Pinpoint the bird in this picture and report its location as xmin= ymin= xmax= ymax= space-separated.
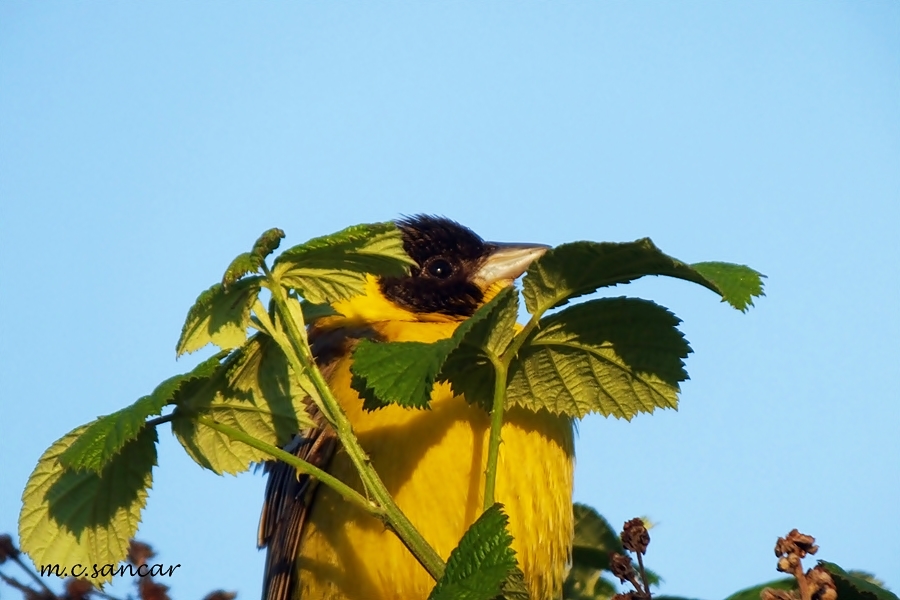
xmin=258 ymin=215 xmax=575 ymax=600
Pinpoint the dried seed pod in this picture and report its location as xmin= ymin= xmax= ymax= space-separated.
xmin=609 ymin=551 xmax=637 ymax=584
xmin=0 ymin=534 xmax=18 ymax=563
xmin=139 ymin=578 xmax=172 ymax=600
xmin=784 ymin=529 xmax=818 ymax=558
xmin=64 ymin=578 xmax=94 ymax=600
xmin=777 ymin=557 xmax=793 ymax=573
xmin=808 ymin=565 xmax=837 ymax=600
xmin=128 ymin=539 xmax=156 ymax=567
xmin=203 ymin=592 xmax=238 ymax=600
xmin=621 ymin=518 xmax=650 ymax=555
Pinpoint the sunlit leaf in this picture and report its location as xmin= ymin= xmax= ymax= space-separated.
xmin=19 ymin=426 xmax=156 ymax=585
xmin=60 ymin=354 xmax=223 ymax=472
xmin=222 ymin=228 xmax=285 ymax=288
xmin=176 ymin=277 xmax=262 ymax=356
xmin=273 ymin=222 xmax=415 ymax=304
xmin=172 ymin=335 xmax=313 ymax=475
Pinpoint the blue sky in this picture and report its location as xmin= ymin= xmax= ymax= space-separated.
xmin=1 ymin=3 xmax=898 ymax=599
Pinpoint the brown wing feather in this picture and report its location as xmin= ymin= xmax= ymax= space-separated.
xmin=258 ymin=326 xmax=376 ymax=600
xmin=258 ymin=406 xmax=336 ymax=600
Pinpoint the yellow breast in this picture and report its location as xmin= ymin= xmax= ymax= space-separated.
xmin=296 ymin=314 xmax=574 ymax=600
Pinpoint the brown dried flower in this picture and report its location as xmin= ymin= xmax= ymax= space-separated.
xmin=775 ymin=529 xmax=818 ymax=559
xmin=808 ymin=566 xmax=837 ymax=600
xmin=621 ymin=518 xmax=650 ymax=555
xmin=0 ymin=534 xmax=19 ymax=563
xmin=139 ymin=578 xmax=171 ymax=600
xmin=128 ymin=539 xmax=156 ymax=567
xmin=609 ymin=551 xmax=637 ymax=584
xmin=203 ymin=592 xmax=238 ymax=600
xmin=64 ymin=578 xmax=94 ymax=599
xmin=611 ymin=593 xmax=642 ymax=600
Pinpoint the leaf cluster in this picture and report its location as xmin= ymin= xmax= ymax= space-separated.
xmin=17 ymin=221 xmax=772 ymax=599
xmin=18 ymin=223 xmax=414 ymax=582
xmin=352 ymin=236 xmax=765 ymax=421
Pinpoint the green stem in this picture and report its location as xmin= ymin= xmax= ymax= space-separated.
xmin=482 ymin=357 xmax=508 ymax=510
xmin=480 ymin=309 xmax=545 ymax=510
xmin=146 ymin=413 xmax=174 ymax=428
xmin=501 ymin=312 xmax=543 ymax=366
xmin=261 ymin=265 xmax=446 ymax=581
xmin=196 ymin=415 xmax=376 ymax=516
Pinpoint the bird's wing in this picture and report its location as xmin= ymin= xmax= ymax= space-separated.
xmin=258 ymin=326 xmax=376 ymax=600
xmin=258 ymin=405 xmax=336 ymax=600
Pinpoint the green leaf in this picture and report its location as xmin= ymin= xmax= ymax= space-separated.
xmin=564 ymin=504 xmax=625 ymax=600
xmin=222 ymin=228 xmax=285 ymax=289
xmin=499 ymin=566 xmax=531 ymax=600
xmin=428 ymin=503 xmax=518 ymax=600
xmin=522 ymin=239 xmax=764 ymax=315
xmin=470 ymin=288 xmax=519 ymax=358
xmin=352 ymin=337 xmax=456 ymax=410
xmin=251 ymin=227 xmax=286 ymax=262
xmin=723 ymin=578 xmax=796 ymax=600
xmin=148 ymin=352 xmax=229 ymax=408
xmin=172 ymin=334 xmax=314 ymax=475
xmin=272 ymin=222 xmax=415 ymax=304
xmin=350 ymin=288 xmax=515 ymax=411
xmin=438 ymin=288 xmax=519 ymax=410
xmin=300 ymin=299 xmax=339 ymax=323
xmin=507 ymin=298 xmax=690 ymax=419
xmin=691 ymin=262 xmax=765 ymax=312
xmin=176 ymin=276 xmax=262 ymax=356
xmin=819 ymin=561 xmax=899 ymax=600
xmin=844 ymin=572 xmax=889 ymax=589
xmin=563 ymin=564 xmax=617 ymax=600
xmin=222 ymin=252 xmax=260 ymax=289
xmin=19 ymin=425 xmax=156 ymax=585
xmin=59 ymin=354 xmax=224 ymax=473
xmin=571 ymin=503 xmax=624 ymax=572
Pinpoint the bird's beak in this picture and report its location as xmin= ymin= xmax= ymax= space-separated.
xmin=473 ymin=242 xmax=550 ymax=288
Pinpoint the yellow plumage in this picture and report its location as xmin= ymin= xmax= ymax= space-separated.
xmin=295 ymin=280 xmax=575 ymax=599
xmin=260 ymin=218 xmax=575 ymax=600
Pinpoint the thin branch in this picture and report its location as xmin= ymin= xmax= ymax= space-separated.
xmin=195 ymin=415 xmax=376 ymax=516
xmin=636 ymin=552 xmax=651 ymax=597
xmin=146 ymin=413 xmax=174 ymax=428
xmin=0 ymin=570 xmax=45 ymax=598
xmin=7 ymin=553 xmax=56 ymax=597
xmin=794 ymin=561 xmax=812 ymax=600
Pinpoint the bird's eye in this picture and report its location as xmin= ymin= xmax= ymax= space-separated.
xmin=426 ymin=258 xmax=453 ymax=279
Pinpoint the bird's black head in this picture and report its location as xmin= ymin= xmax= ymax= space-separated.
xmin=380 ymin=215 xmax=490 ymax=317
xmin=379 ymin=215 xmax=550 ymax=319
